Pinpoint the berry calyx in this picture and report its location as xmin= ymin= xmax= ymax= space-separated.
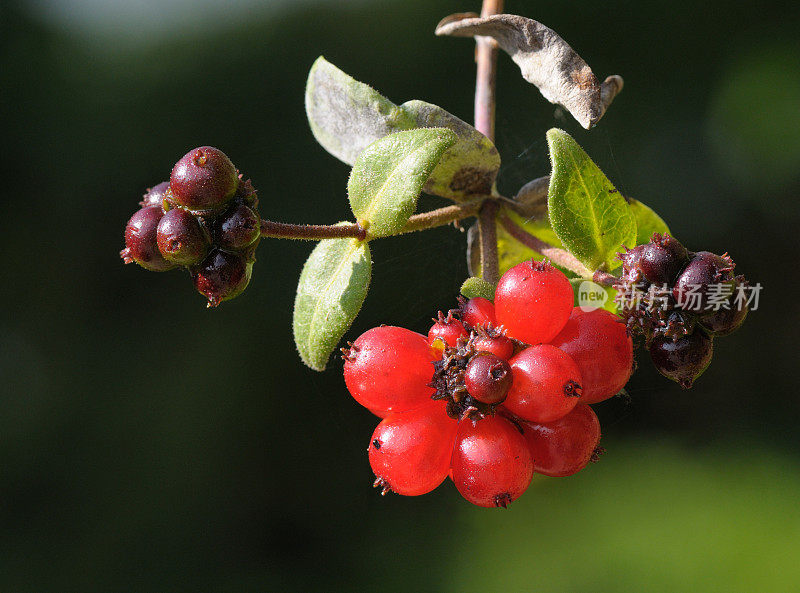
xmin=649 ymin=330 xmax=714 ymax=389
xmin=427 ymin=311 xmax=468 ymax=348
xmin=156 ymin=207 xmax=209 ymax=266
xmin=494 ymin=260 xmax=573 ymax=345
xmin=639 ymin=233 xmax=689 ymax=285
xmin=169 ymin=146 xmax=239 ymax=211
xmin=450 ymin=415 xmax=533 ymax=508
xmin=140 ymin=181 xmax=170 ymax=208
xmin=464 ymin=353 xmax=513 ymax=405
xmin=459 ymin=297 xmax=496 ymax=329
xmin=519 ymin=404 xmax=601 ymax=477
xmin=504 ymin=344 xmax=582 ymax=423
xmin=343 ymin=326 xmax=437 ymax=416
xmin=190 ymin=249 xmax=252 ymax=307
xmin=549 ymin=308 xmax=633 ymax=404
xmin=121 ymin=206 xmax=176 ymax=272
xmin=369 ymin=402 xmax=458 ymax=496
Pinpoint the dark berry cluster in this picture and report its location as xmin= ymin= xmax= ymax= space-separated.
xmin=615 ymin=233 xmax=749 ymax=388
xmin=342 ymin=261 xmax=634 ymax=508
xmin=120 ymin=147 xmax=261 ymax=307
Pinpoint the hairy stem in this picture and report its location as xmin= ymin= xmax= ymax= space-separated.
xmin=479 ymin=201 xmax=500 ymax=284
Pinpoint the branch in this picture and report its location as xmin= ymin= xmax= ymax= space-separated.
xmin=474 ymin=0 xmax=504 ymax=141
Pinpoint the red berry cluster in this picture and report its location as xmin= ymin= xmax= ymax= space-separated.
xmin=615 ymin=233 xmax=748 ymax=388
xmin=342 ymin=261 xmax=634 ymax=508
xmin=120 ymin=147 xmax=261 ymax=307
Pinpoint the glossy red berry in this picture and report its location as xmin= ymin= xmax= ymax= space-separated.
xmin=505 ymin=345 xmax=582 ymax=423
xmin=140 ymin=181 xmax=169 ymax=208
xmin=472 ymin=332 xmax=515 ymax=360
xmin=464 ymin=353 xmax=513 ymax=405
xmin=369 ymin=402 xmax=458 ymax=496
xmin=156 ymin=207 xmax=209 ymax=266
xmin=343 ymin=326 xmax=437 ymax=416
xmin=190 ymin=249 xmax=252 ymax=307
xmin=121 ymin=206 xmax=176 ymax=272
xmin=495 ymin=261 xmax=573 ymax=345
xmin=549 ymin=308 xmax=633 ymax=404
xmin=460 ymin=297 xmax=496 ymax=328
xmin=673 ymin=251 xmax=735 ymax=313
xmin=520 ymin=404 xmax=601 ymax=477
xmin=169 ymin=146 xmax=238 ymax=211
xmin=451 ymin=415 xmax=533 ymax=508
xmin=649 ymin=330 xmax=714 ymax=389
xmin=427 ymin=312 xmax=468 ymax=348
xmin=215 ymin=203 xmax=261 ymax=251
xmin=639 ymin=233 xmax=689 ymax=286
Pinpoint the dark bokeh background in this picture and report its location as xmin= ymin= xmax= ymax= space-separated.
xmin=2 ymin=0 xmax=799 ymax=591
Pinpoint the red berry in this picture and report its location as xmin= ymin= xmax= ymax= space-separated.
xmin=519 ymin=404 xmax=601 ymax=477
xmin=451 ymin=415 xmax=533 ymax=508
xmin=156 ymin=207 xmax=209 ymax=266
xmin=369 ymin=402 xmax=457 ymax=496
xmin=472 ymin=332 xmax=515 ymax=360
xmin=504 ymin=345 xmax=582 ymax=423
xmin=343 ymin=326 xmax=437 ymax=416
xmin=427 ymin=312 xmax=468 ymax=348
xmin=190 ymin=249 xmax=252 ymax=307
xmin=494 ymin=261 xmax=573 ymax=344
xmin=464 ymin=353 xmax=513 ymax=405
xmin=460 ymin=297 xmax=496 ymax=328
xmin=140 ymin=181 xmax=169 ymax=208
xmin=121 ymin=206 xmax=176 ymax=272
xmin=215 ymin=203 xmax=261 ymax=251
xmin=549 ymin=308 xmax=633 ymax=404
xmin=169 ymin=146 xmax=239 ymax=211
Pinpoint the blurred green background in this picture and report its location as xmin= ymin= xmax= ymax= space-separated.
xmin=1 ymin=0 xmax=798 ymax=591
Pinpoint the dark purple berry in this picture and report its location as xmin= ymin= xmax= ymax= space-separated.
xmin=699 ymin=280 xmax=748 ymax=336
xmin=121 ymin=206 xmax=176 ymax=272
xmin=140 ymin=181 xmax=170 ymax=208
xmin=649 ymin=330 xmax=714 ymax=389
xmin=673 ymin=251 xmax=735 ymax=313
xmin=640 ymin=233 xmax=689 ymax=285
xmin=464 ymin=353 xmax=513 ymax=405
xmin=656 ymin=309 xmax=697 ymax=341
xmin=169 ymin=146 xmax=238 ymax=211
xmin=156 ymin=208 xmax=209 ymax=266
xmin=215 ymin=204 xmax=261 ymax=250
xmin=191 ymin=249 xmax=252 ymax=307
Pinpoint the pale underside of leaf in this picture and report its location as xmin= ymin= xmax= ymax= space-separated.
xmin=293 ymin=237 xmax=371 ymax=371
xmin=547 ymin=129 xmax=636 ymax=270
xmin=305 ymin=57 xmax=500 ymax=201
xmin=348 ymin=128 xmax=457 ymax=238
xmin=435 ymin=13 xmax=623 ymax=129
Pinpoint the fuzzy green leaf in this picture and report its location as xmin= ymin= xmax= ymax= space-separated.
xmin=628 ymin=198 xmax=671 ymax=245
xmin=546 ymin=129 xmax=637 ymax=271
xmin=293 ymin=237 xmax=371 ymax=371
xmin=460 ymin=277 xmax=496 ymax=301
xmin=348 ymin=128 xmax=456 ymax=237
xmin=305 ymin=57 xmax=500 ymax=201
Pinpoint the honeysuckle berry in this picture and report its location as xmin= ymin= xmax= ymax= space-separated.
xmin=156 ymin=207 xmax=209 ymax=266
xmin=190 ymin=249 xmax=252 ymax=307
xmin=169 ymin=146 xmax=239 ymax=211
xmin=140 ymin=181 xmax=170 ymax=208
xmin=504 ymin=344 xmax=582 ymax=423
xmin=519 ymin=404 xmax=601 ymax=477
xmin=639 ymin=233 xmax=689 ymax=286
xmin=699 ymin=281 xmax=748 ymax=335
xmin=451 ymin=415 xmax=534 ymax=508
xmin=673 ymin=251 xmax=735 ymax=313
xmin=215 ymin=203 xmax=261 ymax=251
xmin=459 ymin=297 xmax=496 ymax=328
xmin=343 ymin=326 xmax=437 ymax=416
xmin=427 ymin=311 xmax=468 ymax=348
xmin=368 ymin=401 xmax=457 ymax=496
xmin=472 ymin=328 xmax=515 ymax=360
xmin=464 ymin=353 xmax=513 ymax=405
xmin=549 ymin=308 xmax=633 ymax=404
xmin=649 ymin=330 xmax=714 ymax=389
xmin=495 ymin=260 xmax=573 ymax=345
xmin=121 ymin=206 xmax=176 ymax=272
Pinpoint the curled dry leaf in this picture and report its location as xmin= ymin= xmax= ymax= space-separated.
xmin=435 ymin=13 xmax=623 ymax=129
xmin=511 ymin=175 xmax=549 ymax=219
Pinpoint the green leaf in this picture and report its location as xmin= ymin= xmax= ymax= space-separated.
xmin=460 ymin=277 xmax=496 ymax=301
xmin=293 ymin=237 xmax=371 ymax=371
xmin=495 ymin=209 xmax=574 ymax=277
xmin=569 ymin=278 xmax=619 ymax=314
xmin=628 ymin=198 xmax=671 ymax=245
xmin=348 ymin=128 xmax=457 ymax=238
xmin=546 ymin=129 xmax=637 ymax=271
xmin=305 ymin=57 xmax=500 ymax=202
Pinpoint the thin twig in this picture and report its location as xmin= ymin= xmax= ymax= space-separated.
xmin=479 ymin=201 xmax=500 ymax=284
xmin=397 ymin=200 xmax=482 ymax=234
